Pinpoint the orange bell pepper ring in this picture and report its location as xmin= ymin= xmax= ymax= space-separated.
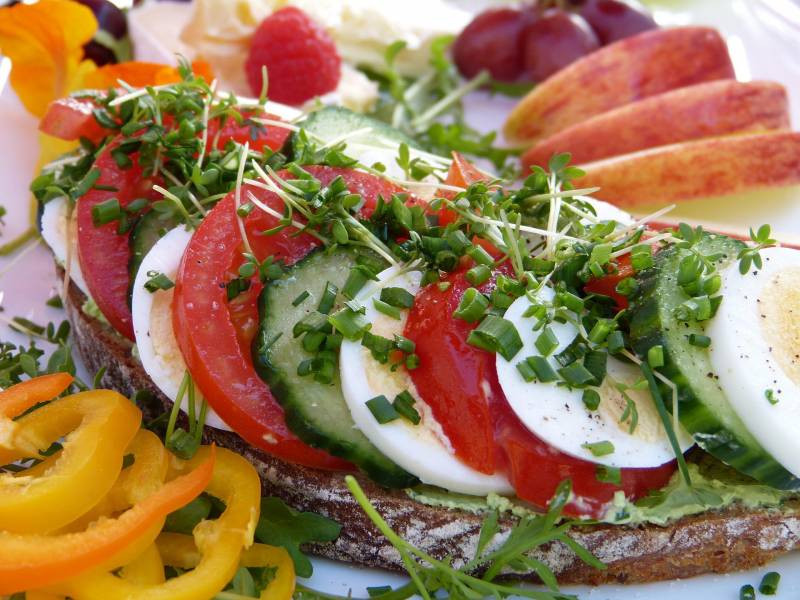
xmin=0 ymin=372 xmax=73 ymax=418
xmin=53 ymin=447 xmax=262 ymax=600
xmin=0 ymin=445 xmax=215 ymax=595
xmin=157 ymin=532 xmax=296 ymax=599
xmin=0 ymin=389 xmax=141 ymax=533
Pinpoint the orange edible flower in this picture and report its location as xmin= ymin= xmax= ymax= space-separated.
xmin=0 ymin=0 xmax=97 ymax=116
xmin=83 ymin=60 xmax=215 ymax=89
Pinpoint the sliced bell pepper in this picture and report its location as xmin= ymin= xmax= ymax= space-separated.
xmin=0 ymin=372 xmax=73 ymax=418
xmin=119 ymin=543 xmax=166 ymax=586
xmin=0 ymin=389 xmax=141 ymax=533
xmin=53 ymin=447 xmax=262 ymax=600
xmin=157 ymin=532 xmax=296 ymax=599
xmin=0 ymin=445 xmax=214 ymax=595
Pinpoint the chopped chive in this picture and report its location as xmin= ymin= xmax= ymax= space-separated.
xmin=342 ymin=268 xmax=369 ymax=299
xmin=393 ymin=334 xmax=415 ymax=354
xmin=466 ymin=245 xmax=494 ymax=266
xmin=582 ymin=389 xmax=601 ymax=411
xmin=581 ymin=440 xmax=614 ymax=457
xmin=739 ymin=584 xmax=755 ymax=600
xmin=454 ymin=288 xmax=489 ymax=323
xmin=558 ymin=362 xmax=595 ymax=387
xmin=607 ymin=330 xmax=625 ymax=354
xmin=373 ymin=298 xmax=401 ymax=320
xmin=225 ymin=277 xmax=251 ymax=301
xmin=446 ymin=230 xmax=471 ymax=253
xmin=759 ymin=572 xmax=780 ymax=595
xmin=516 ymin=359 xmax=537 ymax=382
xmin=526 ymin=356 xmax=558 ymax=383
xmin=362 ymin=331 xmax=394 ymax=363
xmin=393 ymin=390 xmax=420 ymax=425
xmin=587 ymin=318 xmax=614 ymax=344
xmin=687 ymin=333 xmax=711 ymax=348
xmin=328 ymin=307 xmax=369 ymax=340
xmin=466 ymin=264 xmax=491 ymax=286
xmin=318 ymin=281 xmax=338 ymax=315
xmin=91 ymin=197 xmax=122 ymax=226
xmin=490 ymin=290 xmax=515 ymax=310
xmin=528 ymin=257 xmax=555 ymax=276
xmin=292 ymin=311 xmax=329 ymax=337
xmin=301 ymin=331 xmax=326 ymax=353
xmin=466 ymin=315 xmax=523 ymax=361
xmin=405 ymin=353 xmax=420 ymax=370
xmin=125 ymin=197 xmax=148 ymax=213
xmin=614 ymin=277 xmax=637 ymax=297
xmin=324 ymin=333 xmax=342 ymax=350
xmin=380 ymin=287 xmax=415 ymax=309
xmin=535 ymin=326 xmax=559 ymax=356
xmin=366 ymin=395 xmax=400 ymax=424
xmin=595 ymin=465 xmax=621 ymax=485
xmin=291 ymin=290 xmax=310 ymax=306
xmin=556 ymin=291 xmax=584 ymax=313
xmin=765 ymin=389 xmax=779 ymax=405
xmin=144 ymin=271 xmax=175 ymax=293
xmin=437 ymin=281 xmax=451 ymax=292
xmin=236 ymin=202 xmax=255 ymax=217
xmin=647 ymin=345 xmax=664 ymax=368
xmin=367 ymin=586 xmax=394 ymax=597
xmin=583 ymin=350 xmax=607 ymax=384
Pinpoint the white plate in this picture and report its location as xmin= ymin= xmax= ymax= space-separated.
xmin=2 ymin=2 xmax=800 ymax=596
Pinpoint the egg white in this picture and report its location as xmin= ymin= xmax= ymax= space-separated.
xmin=496 ymin=287 xmax=693 ymax=468
xmin=707 ymin=246 xmax=800 ymax=477
xmin=339 ymin=266 xmax=513 ymax=495
xmin=40 ymin=196 xmax=90 ymax=297
xmin=131 ymin=226 xmax=231 ymax=431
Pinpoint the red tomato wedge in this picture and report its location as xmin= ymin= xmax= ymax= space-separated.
xmin=435 ymin=152 xmax=489 ymax=226
xmin=406 ymin=266 xmax=676 ymax=518
xmin=75 ymin=119 xmax=289 ymax=341
xmin=39 ymin=97 xmax=108 ymax=144
xmin=173 ymin=166 xmax=406 ymax=468
xmin=76 ymin=142 xmax=163 ymax=340
xmin=583 ymin=254 xmax=634 ymax=311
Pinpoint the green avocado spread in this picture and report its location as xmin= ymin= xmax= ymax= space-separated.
xmin=406 ymin=454 xmax=799 ymax=525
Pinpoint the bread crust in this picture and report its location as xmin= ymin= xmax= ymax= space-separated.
xmin=63 ymin=272 xmax=800 ymax=584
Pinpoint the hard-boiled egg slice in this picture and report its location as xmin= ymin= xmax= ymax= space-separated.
xmin=496 ymin=287 xmax=693 ymax=468
xmin=707 ymin=247 xmax=800 ymax=477
xmin=339 ymin=266 xmax=513 ymax=495
xmin=131 ymin=226 xmax=230 ymax=431
xmin=40 ymin=196 xmax=90 ymax=296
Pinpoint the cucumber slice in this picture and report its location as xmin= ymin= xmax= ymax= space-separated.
xmin=629 ymin=233 xmax=800 ymax=489
xmin=290 ymin=106 xmax=421 ymax=156
xmin=253 ymin=247 xmax=419 ymax=488
xmin=128 ymin=211 xmax=180 ymax=292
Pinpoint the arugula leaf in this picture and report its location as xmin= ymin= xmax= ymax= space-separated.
xmin=254 ymin=496 xmax=342 ymax=578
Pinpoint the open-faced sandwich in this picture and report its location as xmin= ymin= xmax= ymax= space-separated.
xmin=28 ymin=63 xmax=800 ymax=590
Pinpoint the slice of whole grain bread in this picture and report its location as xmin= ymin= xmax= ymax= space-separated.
xmin=63 ymin=273 xmax=800 ymax=585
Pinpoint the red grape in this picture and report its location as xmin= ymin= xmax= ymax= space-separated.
xmin=521 ymin=9 xmax=599 ymax=82
xmin=453 ymin=8 xmax=531 ymax=82
xmin=577 ymin=0 xmax=658 ymax=45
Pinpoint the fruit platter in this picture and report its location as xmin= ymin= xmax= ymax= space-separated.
xmin=1 ymin=0 xmax=800 ymax=598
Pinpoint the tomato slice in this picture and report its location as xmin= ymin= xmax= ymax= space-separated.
xmin=583 ymin=254 xmax=634 ymax=311
xmin=407 ymin=266 xmax=676 ymax=517
xmin=404 ymin=262 xmax=503 ymax=475
xmin=76 ymin=118 xmax=289 ymax=341
xmin=76 ymin=142 xmax=163 ymax=339
xmin=173 ymin=166 xmax=406 ymax=468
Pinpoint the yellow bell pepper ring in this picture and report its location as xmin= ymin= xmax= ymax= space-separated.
xmin=52 ymin=447 xmax=262 ymax=600
xmin=157 ymin=532 xmax=296 ymax=599
xmin=0 ymin=445 xmax=215 ymax=595
xmin=120 ymin=543 xmax=167 ymax=586
xmin=0 ymin=389 xmax=141 ymax=533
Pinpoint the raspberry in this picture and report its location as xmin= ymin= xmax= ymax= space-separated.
xmin=245 ymin=7 xmax=341 ymax=105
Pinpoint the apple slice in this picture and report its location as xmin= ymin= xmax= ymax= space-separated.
xmin=522 ymin=80 xmax=790 ymax=169
xmin=504 ymin=27 xmax=735 ymax=146
xmin=574 ymin=131 xmax=800 ymax=207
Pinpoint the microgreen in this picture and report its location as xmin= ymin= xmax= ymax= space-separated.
xmin=738 ymin=224 xmax=776 ymax=274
